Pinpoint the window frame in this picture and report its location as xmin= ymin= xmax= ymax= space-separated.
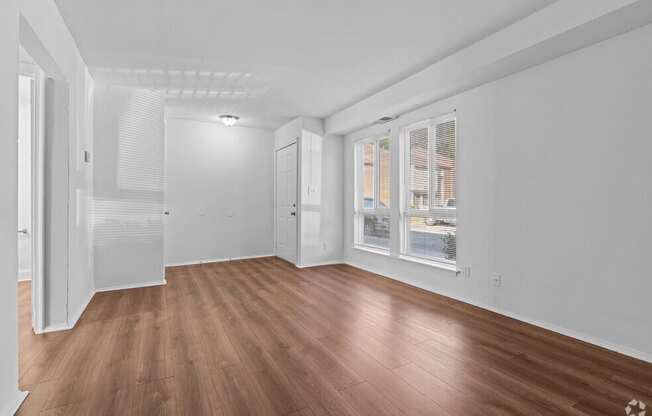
xmin=400 ymin=113 xmax=457 ymax=265
xmin=354 ymin=134 xmax=391 ymax=251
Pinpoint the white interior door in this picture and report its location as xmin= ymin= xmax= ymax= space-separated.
xmin=276 ymin=143 xmax=297 ymax=264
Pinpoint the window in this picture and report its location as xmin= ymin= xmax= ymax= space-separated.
xmin=401 ymin=114 xmax=457 ymax=264
xmin=355 ymin=136 xmax=391 ymax=251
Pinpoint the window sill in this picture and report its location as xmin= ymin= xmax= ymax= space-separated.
xmin=353 ymin=245 xmax=390 ymax=256
xmin=398 ymin=255 xmax=457 ymax=273
xmin=352 ymin=246 xmax=456 ymax=273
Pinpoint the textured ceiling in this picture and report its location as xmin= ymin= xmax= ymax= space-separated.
xmin=55 ymin=0 xmax=555 ymax=129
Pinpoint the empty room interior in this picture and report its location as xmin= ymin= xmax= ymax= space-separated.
xmin=2 ymin=0 xmax=652 ymax=415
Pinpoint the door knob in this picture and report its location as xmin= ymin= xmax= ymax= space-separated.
xmin=290 ymin=212 xmax=296 ymax=216
xmin=18 ymin=229 xmax=28 ymax=235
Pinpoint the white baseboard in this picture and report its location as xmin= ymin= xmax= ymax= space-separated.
xmin=36 ymin=280 xmax=165 ymax=334
xmin=95 ymin=279 xmax=167 ymax=293
xmin=345 ymin=261 xmax=652 ymax=364
xmin=296 ymin=260 xmax=343 ymax=269
xmin=232 ymin=253 xmax=274 ymax=261
xmin=165 ymin=254 xmax=274 ymax=268
xmin=487 ymin=304 xmax=652 ymax=364
xmin=0 ymin=389 xmax=28 ymax=416
xmin=39 ymin=322 xmax=72 ymax=334
xmin=67 ymin=289 xmax=95 ymax=329
xmin=17 ymin=269 xmax=31 ymax=282
xmin=165 ymin=258 xmax=228 ymax=267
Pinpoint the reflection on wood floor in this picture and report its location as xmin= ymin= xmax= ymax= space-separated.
xmin=16 ymin=257 xmax=652 ymax=415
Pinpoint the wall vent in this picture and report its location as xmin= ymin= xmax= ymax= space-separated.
xmin=374 ymin=115 xmax=399 ymax=125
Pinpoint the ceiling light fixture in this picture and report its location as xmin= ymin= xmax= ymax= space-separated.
xmin=219 ymin=114 xmax=239 ymax=127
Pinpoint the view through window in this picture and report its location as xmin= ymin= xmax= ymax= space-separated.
xmin=355 ymin=136 xmax=390 ymax=250
xmin=403 ymin=115 xmax=457 ymax=263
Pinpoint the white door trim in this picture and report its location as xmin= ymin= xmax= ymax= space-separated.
xmin=19 ymin=64 xmax=45 ymax=334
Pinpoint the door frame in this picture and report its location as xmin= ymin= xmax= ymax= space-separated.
xmin=19 ymin=63 xmax=45 ymax=334
xmin=273 ymin=140 xmax=300 ymax=265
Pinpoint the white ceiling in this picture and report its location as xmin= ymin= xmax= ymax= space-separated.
xmin=55 ymin=0 xmax=555 ymax=129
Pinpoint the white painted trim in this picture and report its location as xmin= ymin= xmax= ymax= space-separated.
xmin=345 ymin=261 xmax=652 ymax=364
xmin=296 ymin=260 xmax=343 ymax=269
xmin=164 ymin=254 xmax=274 ymax=268
xmin=35 ymin=278 xmax=168 ymax=334
xmin=232 ymin=253 xmax=274 ymax=261
xmin=95 ymin=279 xmax=167 ymax=293
xmin=18 ymin=66 xmax=46 ymax=334
xmin=165 ymin=258 xmax=228 ymax=267
xmin=397 ymin=254 xmax=457 ymax=273
xmin=353 ymin=245 xmax=390 ymax=256
xmin=0 ymin=390 xmax=28 ymax=416
xmin=17 ymin=269 xmax=32 ymax=281
xmin=39 ymin=322 xmax=71 ymax=334
xmin=67 ymin=289 xmax=94 ymax=329
xmin=487 ymin=305 xmax=652 ymax=365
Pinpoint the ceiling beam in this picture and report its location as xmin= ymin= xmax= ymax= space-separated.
xmin=325 ymin=0 xmax=652 ymax=135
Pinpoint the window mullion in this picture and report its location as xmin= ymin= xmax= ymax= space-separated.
xmin=374 ymin=140 xmax=379 ymax=210
xmin=428 ymin=123 xmax=434 ymax=211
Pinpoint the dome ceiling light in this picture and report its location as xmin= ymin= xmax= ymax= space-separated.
xmin=219 ymin=114 xmax=239 ymax=127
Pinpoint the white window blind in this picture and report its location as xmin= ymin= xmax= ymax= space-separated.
xmin=355 ymin=136 xmax=391 ymax=250
xmin=402 ymin=114 xmax=457 ymax=263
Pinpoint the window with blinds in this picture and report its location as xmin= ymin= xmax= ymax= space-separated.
xmin=355 ymin=135 xmax=391 ymax=251
xmin=402 ymin=114 xmax=457 ymax=263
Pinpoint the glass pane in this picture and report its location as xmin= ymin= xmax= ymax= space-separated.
xmin=362 ymin=215 xmax=390 ymax=249
xmin=378 ymin=138 xmax=390 ymax=208
xmin=407 ymin=216 xmax=456 ymax=261
xmin=432 ymin=120 xmax=456 ymax=208
xmin=408 ymin=127 xmax=429 ymax=209
xmin=361 ymin=142 xmax=375 ymax=209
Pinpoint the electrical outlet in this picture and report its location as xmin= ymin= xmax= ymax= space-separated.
xmin=491 ymin=273 xmax=502 ymax=287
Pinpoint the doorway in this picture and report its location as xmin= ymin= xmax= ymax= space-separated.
xmin=275 ymin=142 xmax=298 ymax=264
xmin=17 ymin=48 xmax=45 ymax=340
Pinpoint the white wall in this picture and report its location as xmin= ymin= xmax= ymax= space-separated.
xmin=0 ymin=0 xmax=25 ymax=412
xmin=0 ymin=0 xmax=94 ymax=410
xmin=19 ymin=0 xmax=95 ymax=329
xmin=165 ymin=119 xmax=275 ymax=266
xmin=344 ymin=24 xmax=652 ymax=361
xmin=298 ymin=130 xmax=344 ymax=267
xmin=93 ymin=87 xmax=166 ymax=290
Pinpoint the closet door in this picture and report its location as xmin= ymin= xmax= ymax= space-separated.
xmin=275 ymin=143 xmax=297 ymax=264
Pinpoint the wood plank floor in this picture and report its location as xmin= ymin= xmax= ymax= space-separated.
xmin=16 ymin=257 xmax=652 ymax=415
